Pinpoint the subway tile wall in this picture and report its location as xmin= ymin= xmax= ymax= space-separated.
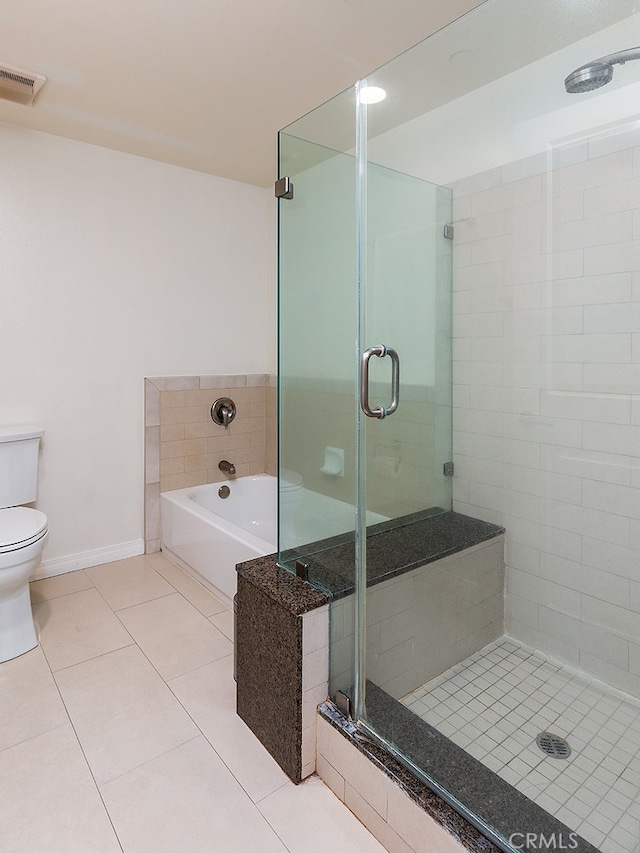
xmin=280 ymin=377 xmax=448 ymax=520
xmin=144 ymin=374 xmax=276 ymax=552
xmin=301 ymin=604 xmax=330 ymax=779
xmin=330 ymin=539 xmax=504 ymax=701
xmin=451 ymin=123 xmax=640 ymax=699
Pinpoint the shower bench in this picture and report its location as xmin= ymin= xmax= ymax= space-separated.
xmin=235 ymin=510 xmax=599 ymax=852
xmin=235 ymin=509 xmax=504 ymax=781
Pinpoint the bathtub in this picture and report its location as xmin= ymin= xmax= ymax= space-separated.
xmin=160 ymin=475 xmax=276 ymax=606
xmin=160 ymin=473 xmax=388 ymax=606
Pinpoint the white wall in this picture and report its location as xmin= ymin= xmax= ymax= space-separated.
xmin=1 ymin=123 xmax=272 ymax=570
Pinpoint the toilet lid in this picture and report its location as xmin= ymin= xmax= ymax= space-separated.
xmin=0 ymin=507 xmax=48 ymax=552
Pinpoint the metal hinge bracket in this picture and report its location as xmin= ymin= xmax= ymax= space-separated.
xmin=443 ymin=224 xmax=454 ymax=239
xmin=275 ymin=176 xmax=294 ymax=200
xmin=335 ymin=690 xmax=352 ymax=719
xmin=443 ymin=461 xmax=454 ymax=477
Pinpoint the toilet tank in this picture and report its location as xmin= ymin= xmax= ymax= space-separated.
xmin=0 ymin=426 xmax=45 ymax=508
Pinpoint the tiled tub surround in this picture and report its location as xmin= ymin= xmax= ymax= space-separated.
xmin=403 ymin=637 xmax=640 ymax=853
xmin=450 ymin=123 xmax=640 ymax=700
xmin=144 ymin=374 xmax=276 ymax=552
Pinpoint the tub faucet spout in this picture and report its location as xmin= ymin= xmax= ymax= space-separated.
xmin=219 ymin=459 xmax=236 ymax=476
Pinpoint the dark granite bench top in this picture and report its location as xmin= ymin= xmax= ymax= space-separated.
xmin=237 ymin=509 xmax=504 ymax=612
xmin=236 ymin=553 xmax=329 ymax=616
xmin=279 ymin=509 xmax=504 ymax=600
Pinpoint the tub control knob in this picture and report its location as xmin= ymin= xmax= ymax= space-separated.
xmin=218 ymin=485 xmax=231 ymax=499
xmin=211 ymin=397 xmax=236 ymax=427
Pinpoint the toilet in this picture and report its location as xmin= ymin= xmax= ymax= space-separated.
xmin=0 ymin=426 xmax=48 ymax=663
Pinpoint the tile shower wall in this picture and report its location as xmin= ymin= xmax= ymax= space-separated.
xmin=279 ymin=147 xmax=452 ymax=527
xmin=451 ymin=124 xmax=640 ymax=699
xmin=144 ymin=374 xmax=276 ymax=552
xmin=281 ymin=378 xmax=447 ymax=520
xmin=330 ymin=539 xmax=504 ymax=701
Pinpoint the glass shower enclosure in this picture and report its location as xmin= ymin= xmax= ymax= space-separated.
xmin=278 ymin=1 xmax=640 ymax=850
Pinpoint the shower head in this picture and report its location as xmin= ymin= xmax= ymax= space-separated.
xmin=565 ymin=61 xmax=613 ymax=93
xmin=565 ymin=47 xmax=640 ymax=94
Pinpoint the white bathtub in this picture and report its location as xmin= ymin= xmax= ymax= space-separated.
xmin=160 ymin=475 xmax=276 ymax=606
xmin=160 ymin=473 xmax=388 ymax=606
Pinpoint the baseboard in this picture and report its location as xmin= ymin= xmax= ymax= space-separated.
xmin=33 ymin=539 xmax=145 ymax=580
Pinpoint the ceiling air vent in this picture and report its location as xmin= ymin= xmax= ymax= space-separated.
xmin=0 ymin=62 xmax=46 ymax=106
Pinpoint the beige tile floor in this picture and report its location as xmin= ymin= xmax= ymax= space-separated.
xmin=1 ymin=552 xmax=385 ymax=853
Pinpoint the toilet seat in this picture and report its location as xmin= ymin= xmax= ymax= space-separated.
xmin=0 ymin=507 xmax=48 ymax=553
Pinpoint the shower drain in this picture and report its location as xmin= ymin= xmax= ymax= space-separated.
xmin=536 ymin=732 xmax=571 ymax=759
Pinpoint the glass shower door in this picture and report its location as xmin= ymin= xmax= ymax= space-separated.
xmin=352 ymin=78 xmax=505 ymax=841
xmin=355 ymin=137 xmax=455 ymax=724
xmin=361 ymin=161 xmax=453 ymax=524
xmin=277 ymin=113 xmax=359 ymax=580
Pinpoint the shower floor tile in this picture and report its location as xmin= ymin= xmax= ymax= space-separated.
xmin=401 ymin=637 xmax=640 ymax=853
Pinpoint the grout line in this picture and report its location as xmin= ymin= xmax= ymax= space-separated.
xmin=9 ymin=554 xmax=376 ymax=852
xmin=402 ymin=634 xmax=640 ymax=850
xmin=45 ymin=648 xmax=126 ymax=852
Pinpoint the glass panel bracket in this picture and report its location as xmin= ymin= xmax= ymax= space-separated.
xmin=274 ymin=176 xmax=294 ymax=199
xmin=335 ymin=690 xmax=352 ymax=719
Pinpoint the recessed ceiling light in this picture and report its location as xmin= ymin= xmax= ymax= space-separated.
xmin=359 ymin=86 xmax=387 ymax=105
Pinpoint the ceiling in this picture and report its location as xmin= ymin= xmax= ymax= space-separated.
xmin=0 ymin=0 xmax=484 ymax=187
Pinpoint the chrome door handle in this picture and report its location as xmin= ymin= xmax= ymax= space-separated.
xmin=360 ymin=344 xmax=400 ymax=419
